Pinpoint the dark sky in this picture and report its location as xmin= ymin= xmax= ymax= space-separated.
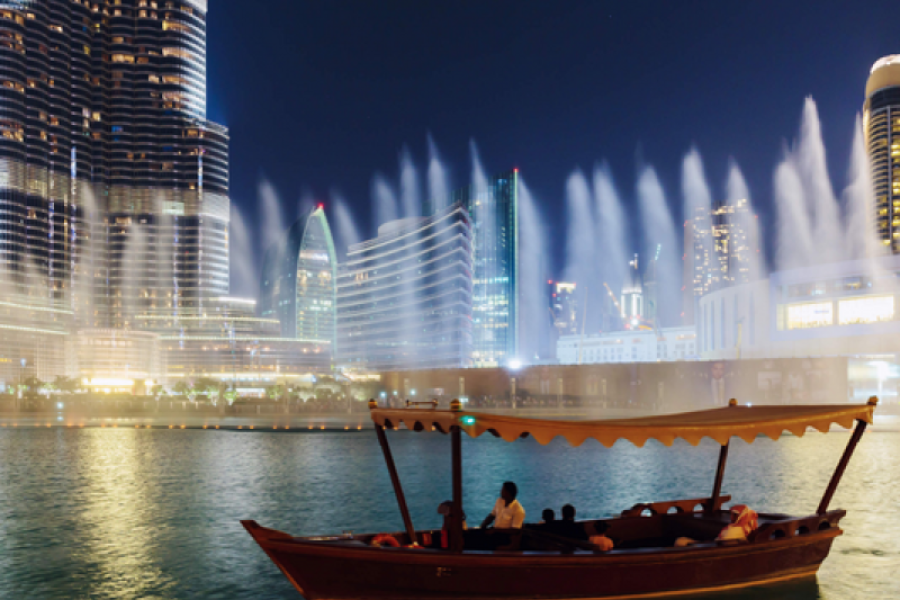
xmin=208 ymin=0 xmax=898 ymax=296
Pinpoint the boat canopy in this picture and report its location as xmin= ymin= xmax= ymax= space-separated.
xmin=370 ymin=403 xmax=875 ymax=447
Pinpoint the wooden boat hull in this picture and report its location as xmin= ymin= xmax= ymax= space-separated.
xmin=242 ymin=520 xmax=840 ymax=600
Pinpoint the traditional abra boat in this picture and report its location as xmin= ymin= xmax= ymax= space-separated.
xmin=243 ymin=397 xmax=876 ymax=599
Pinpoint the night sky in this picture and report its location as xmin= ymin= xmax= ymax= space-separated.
xmin=207 ymin=0 xmax=900 ymax=297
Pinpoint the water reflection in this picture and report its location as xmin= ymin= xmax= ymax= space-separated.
xmin=0 ymin=428 xmax=894 ymax=599
xmin=74 ymin=430 xmax=173 ymax=597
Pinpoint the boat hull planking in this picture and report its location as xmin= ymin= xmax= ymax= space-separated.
xmin=242 ymin=520 xmax=840 ymax=600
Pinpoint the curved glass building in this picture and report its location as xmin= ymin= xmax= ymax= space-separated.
xmin=259 ymin=206 xmax=337 ymax=350
xmin=865 ymin=55 xmax=900 ymax=252
xmin=336 ymin=202 xmax=473 ymax=371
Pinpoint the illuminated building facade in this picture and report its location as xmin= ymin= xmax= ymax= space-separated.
xmin=697 ymin=254 xmax=900 ymax=360
xmin=449 ymin=170 xmax=518 ymax=366
xmin=76 ymin=329 xmax=163 ymax=390
xmin=136 ymin=296 xmax=329 ymax=383
xmin=258 ymin=206 xmax=337 ymax=350
xmin=550 ymin=281 xmax=578 ymax=336
xmin=0 ymin=0 xmax=229 ymax=331
xmin=864 ymin=55 xmax=900 ymax=252
xmin=557 ymin=326 xmax=697 ymax=365
xmin=336 ymin=203 xmax=473 ymax=371
xmin=0 ymin=296 xmax=70 ymax=386
xmin=683 ymin=199 xmax=758 ymax=324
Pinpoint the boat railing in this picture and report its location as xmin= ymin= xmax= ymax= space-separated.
xmin=405 ymin=400 xmax=439 ymax=408
xmin=619 ymin=495 xmax=731 ymax=517
xmin=749 ymin=509 xmax=846 ymax=543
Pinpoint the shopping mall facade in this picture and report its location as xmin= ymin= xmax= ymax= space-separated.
xmin=698 ymin=254 xmax=900 ymax=402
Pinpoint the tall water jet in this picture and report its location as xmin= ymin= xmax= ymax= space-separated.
xmin=229 ymin=204 xmax=256 ymax=298
xmin=564 ymin=169 xmax=597 ymax=333
xmin=593 ymin=163 xmax=629 ymax=329
xmin=725 ymin=160 xmax=765 ymax=280
xmin=258 ymin=177 xmax=285 ymax=258
xmin=371 ymin=174 xmax=399 ymax=232
xmin=399 ymin=147 xmax=421 ymax=219
xmin=469 ymin=140 xmax=489 ymax=198
xmin=295 ymin=191 xmax=315 ymax=223
xmin=427 ymin=135 xmax=451 ymax=214
xmin=796 ymin=97 xmax=844 ymax=265
xmin=773 ymin=157 xmax=815 ymax=270
xmin=844 ymin=115 xmax=881 ymax=263
xmin=517 ymin=177 xmax=547 ymax=361
xmin=330 ymin=193 xmax=361 ymax=260
xmin=121 ymin=221 xmax=147 ymax=329
xmin=637 ymin=166 xmax=679 ymax=326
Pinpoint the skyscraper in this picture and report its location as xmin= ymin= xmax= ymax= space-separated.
xmin=621 ymin=254 xmax=643 ymax=325
xmin=450 ymin=169 xmax=519 ymax=367
xmin=682 ymin=199 xmax=757 ymax=324
xmin=0 ymin=0 xmax=229 ymax=329
xmin=864 ymin=55 xmax=900 ymax=252
xmin=259 ymin=206 xmax=337 ymax=347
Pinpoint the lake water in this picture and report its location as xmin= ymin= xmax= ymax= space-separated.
xmin=0 ymin=426 xmax=896 ymax=599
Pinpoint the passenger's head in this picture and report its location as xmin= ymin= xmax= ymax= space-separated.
xmin=501 ymin=481 xmax=518 ymax=502
xmin=592 ymin=520 xmax=609 ymax=536
xmin=542 ymin=508 xmax=555 ymax=523
xmin=562 ymin=504 xmax=576 ymax=521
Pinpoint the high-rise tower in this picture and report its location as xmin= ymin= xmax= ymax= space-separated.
xmin=864 ymin=55 xmax=900 ymax=252
xmin=0 ymin=0 xmax=229 ymax=329
xmin=451 ymin=169 xmax=519 ymax=367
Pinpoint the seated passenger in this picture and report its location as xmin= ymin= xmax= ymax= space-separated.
xmin=546 ymin=504 xmax=589 ymax=541
xmin=716 ymin=504 xmax=758 ymax=542
xmin=674 ymin=504 xmax=759 ymax=547
xmin=539 ymin=508 xmax=555 ymax=525
xmin=481 ymin=481 xmax=525 ymax=529
xmin=589 ymin=520 xmax=614 ymax=551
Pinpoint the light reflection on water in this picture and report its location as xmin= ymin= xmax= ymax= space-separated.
xmin=0 ymin=429 xmax=896 ymax=599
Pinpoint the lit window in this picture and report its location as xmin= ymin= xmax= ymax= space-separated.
xmin=838 ymin=296 xmax=894 ymax=325
xmin=786 ymin=302 xmax=833 ymax=330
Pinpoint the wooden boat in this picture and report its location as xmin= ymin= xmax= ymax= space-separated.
xmin=243 ymin=397 xmax=876 ymax=599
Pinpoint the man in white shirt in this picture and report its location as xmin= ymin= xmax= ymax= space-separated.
xmin=481 ymin=481 xmax=525 ymax=529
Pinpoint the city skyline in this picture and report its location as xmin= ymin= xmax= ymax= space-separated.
xmin=2 ymin=1 xmax=900 ymax=381
xmin=208 ymin=0 xmax=900 ymax=297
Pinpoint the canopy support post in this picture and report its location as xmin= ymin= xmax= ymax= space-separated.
xmin=707 ymin=440 xmax=730 ymax=514
xmin=450 ymin=399 xmax=464 ymax=552
xmin=374 ymin=423 xmax=417 ymax=546
xmin=817 ymin=397 xmax=876 ymax=515
xmin=707 ymin=398 xmax=738 ymax=514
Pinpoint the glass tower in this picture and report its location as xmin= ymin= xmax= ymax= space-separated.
xmin=865 ymin=55 xmax=900 ymax=252
xmin=450 ymin=169 xmax=519 ymax=367
xmin=259 ymin=207 xmax=337 ymax=348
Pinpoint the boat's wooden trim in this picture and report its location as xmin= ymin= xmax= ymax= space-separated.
xmin=560 ymin=566 xmax=819 ymax=600
xmin=248 ymin=521 xmax=842 ymax=564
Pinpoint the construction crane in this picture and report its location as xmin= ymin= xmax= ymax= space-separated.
xmin=603 ymin=282 xmax=625 ymax=319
